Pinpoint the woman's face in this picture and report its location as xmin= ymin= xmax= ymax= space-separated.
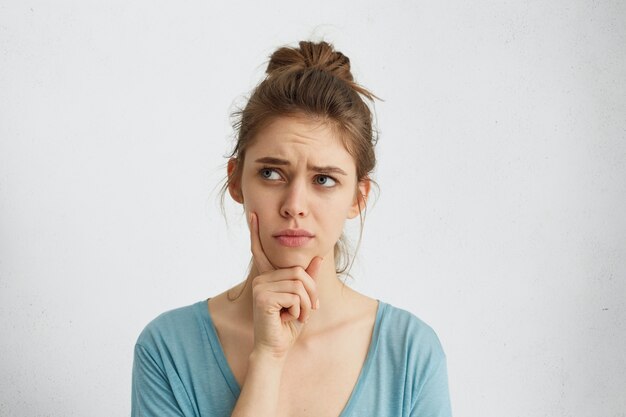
xmin=229 ymin=116 xmax=368 ymax=269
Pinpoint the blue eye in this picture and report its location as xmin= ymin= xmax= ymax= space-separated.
xmin=259 ymin=168 xmax=281 ymax=180
xmin=315 ymin=175 xmax=336 ymax=187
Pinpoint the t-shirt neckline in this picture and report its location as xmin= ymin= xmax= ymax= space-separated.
xmin=196 ymin=298 xmax=386 ymax=415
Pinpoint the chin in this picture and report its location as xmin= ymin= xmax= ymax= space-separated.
xmin=267 ymin=250 xmax=315 ymax=269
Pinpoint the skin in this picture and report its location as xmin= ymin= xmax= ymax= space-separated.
xmin=228 ymin=117 xmax=370 ymax=357
xmin=224 ymin=115 xmax=373 ymax=416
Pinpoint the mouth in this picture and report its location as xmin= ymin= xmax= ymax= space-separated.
xmin=273 ymin=229 xmax=315 ymax=248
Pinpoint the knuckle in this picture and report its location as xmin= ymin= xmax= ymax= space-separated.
xmin=251 ymin=275 xmax=263 ymax=288
xmin=252 ymin=281 xmax=267 ymax=298
xmin=255 ymin=291 xmax=271 ymax=306
xmin=291 ymin=266 xmax=305 ymax=275
xmin=293 ymin=268 xmax=310 ymax=282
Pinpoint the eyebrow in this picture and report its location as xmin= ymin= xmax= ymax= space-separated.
xmin=254 ymin=157 xmax=348 ymax=176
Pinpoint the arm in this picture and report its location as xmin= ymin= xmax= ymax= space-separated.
xmin=230 ymin=351 xmax=287 ymax=417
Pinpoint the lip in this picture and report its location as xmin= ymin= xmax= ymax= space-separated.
xmin=273 ymin=229 xmax=315 ymax=248
xmin=273 ymin=229 xmax=315 ymax=237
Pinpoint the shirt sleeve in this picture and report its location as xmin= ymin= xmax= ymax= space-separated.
xmin=410 ymin=353 xmax=453 ymax=417
xmin=131 ymin=343 xmax=187 ymax=417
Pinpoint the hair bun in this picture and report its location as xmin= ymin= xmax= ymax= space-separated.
xmin=266 ymin=41 xmax=354 ymax=83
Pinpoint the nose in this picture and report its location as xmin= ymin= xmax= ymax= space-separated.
xmin=280 ymin=180 xmax=308 ymax=218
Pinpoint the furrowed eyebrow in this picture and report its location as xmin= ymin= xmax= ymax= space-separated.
xmin=254 ymin=157 xmax=348 ymax=176
xmin=312 ymin=166 xmax=348 ymax=176
xmin=254 ymin=157 xmax=290 ymax=166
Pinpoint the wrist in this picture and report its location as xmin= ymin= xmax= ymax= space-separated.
xmin=249 ymin=348 xmax=288 ymax=366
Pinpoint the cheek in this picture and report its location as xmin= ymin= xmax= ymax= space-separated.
xmin=316 ymin=198 xmax=353 ymax=236
xmin=240 ymin=181 xmax=272 ymax=211
xmin=240 ymin=191 xmax=278 ymax=240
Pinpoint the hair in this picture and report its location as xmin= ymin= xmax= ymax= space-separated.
xmin=221 ymin=40 xmax=379 ymax=278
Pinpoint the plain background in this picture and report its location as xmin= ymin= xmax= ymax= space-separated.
xmin=1 ymin=1 xmax=625 ymax=416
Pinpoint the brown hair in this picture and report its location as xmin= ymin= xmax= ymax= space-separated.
xmin=222 ymin=40 xmax=379 ymax=275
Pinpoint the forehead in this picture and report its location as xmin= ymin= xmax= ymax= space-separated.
xmin=245 ymin=116 xmax=355 ymax=170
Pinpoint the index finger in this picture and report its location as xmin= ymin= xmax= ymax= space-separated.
xmin=249 ymin=212 xmax=275 ymax=274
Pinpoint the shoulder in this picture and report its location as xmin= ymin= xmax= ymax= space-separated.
xmin=377 ymin=301 xmax=446 ymax=362
xmin=135 ymin=300 xmax=206 ymax=352
xmin=375 ymin=301 xmax=450 ymax=404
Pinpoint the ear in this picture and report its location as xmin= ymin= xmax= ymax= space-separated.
xmin=227 ymin=158 xmax=244 ymax=204
xmin=347 ymin=178 xmax=371 ymax=219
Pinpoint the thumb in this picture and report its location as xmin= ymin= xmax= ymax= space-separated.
xmin=305 ymin=256 xmax=324 ymax=280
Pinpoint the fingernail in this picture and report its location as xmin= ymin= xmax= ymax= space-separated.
xmin=316 ymin=299 xmax=320 ymax=309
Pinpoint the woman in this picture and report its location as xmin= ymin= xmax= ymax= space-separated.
xmin=132 ymin=41 xmax=452 ymax=417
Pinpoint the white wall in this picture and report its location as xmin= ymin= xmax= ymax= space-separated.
xmin=1 ymin=1 xmax=625 ymax=416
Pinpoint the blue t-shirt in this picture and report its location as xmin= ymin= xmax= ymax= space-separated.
xmin=132 ymin=299 xmax=452 ymax=417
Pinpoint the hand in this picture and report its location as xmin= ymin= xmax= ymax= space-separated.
xmin=248 ymin=212 xmax=322 ymax=359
